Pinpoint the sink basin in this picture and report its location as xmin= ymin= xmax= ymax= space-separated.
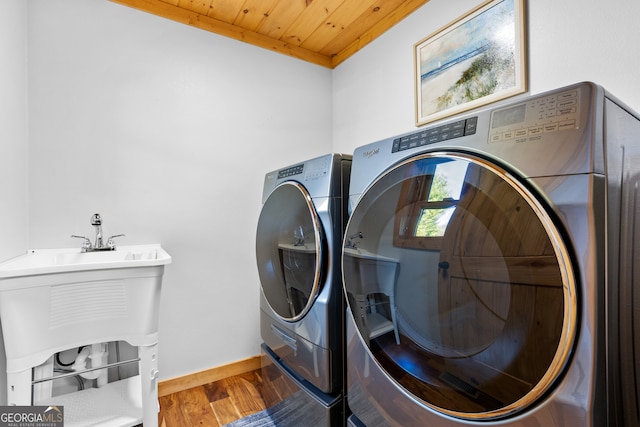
xmin=0 ymin=244 xmax=171 ymax=278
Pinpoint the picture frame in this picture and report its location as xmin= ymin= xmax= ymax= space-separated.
xmin=414 ymin=0 xmax=527 ymax=126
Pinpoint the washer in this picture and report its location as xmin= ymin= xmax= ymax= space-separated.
xmin=256 ymin=153 xmax=351 ymax=426
xmin=342 ymin=82 xmax=640 ymax=426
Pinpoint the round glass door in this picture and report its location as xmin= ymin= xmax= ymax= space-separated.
xmin=342 ymin=152 xmax=577 ymax=420
xmin=257 ymin=181 xmax=324 ymax=322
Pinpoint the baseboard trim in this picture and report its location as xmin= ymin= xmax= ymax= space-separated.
xmin=158 ymin=355 xmax=261 ymax=397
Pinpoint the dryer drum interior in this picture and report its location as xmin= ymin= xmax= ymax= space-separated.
xmin=257 ymin=181 xmax=324 ymax=322
xmin=342 ymin=152 xmax=577 ymax=420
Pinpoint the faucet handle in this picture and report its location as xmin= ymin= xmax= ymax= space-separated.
xmin=71 ymin=235 xmax=92 ymax=251
xmin=107 ymin=234 xmax=125 ymax=249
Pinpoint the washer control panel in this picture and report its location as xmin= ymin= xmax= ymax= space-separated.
xmin=489 ymin=88 xmax=581 ymax=143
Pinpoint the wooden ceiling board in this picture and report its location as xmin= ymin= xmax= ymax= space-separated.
xmin=280 ymin=0 xmax=345 ymax=46
xmin=110 ymin=0 xmax=431 ymax=68
xmin=179 ymin=0 xmax=213 ymax=16
xmin=254 ymin=0 xmax=309 ymax=40
xmin=299 ymin=0 xmax=382 ymax=53
xmin=232 ymin=0 xmax=281 ymax=32
xmin=318 ymin=0 xmax=417 ymax=56
xmin=327 ymin=0 xmax=430 ymax=66
xmin=203 ymin=0 xmax=243 ymax=24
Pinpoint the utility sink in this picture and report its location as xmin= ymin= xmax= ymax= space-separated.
xmin=0 ymin=244 xmax=171 ymax=279
xmin=0 ymin=244 xmax=171 ymax=420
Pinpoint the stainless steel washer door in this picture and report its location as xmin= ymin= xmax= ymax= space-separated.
xmin=257 ymin=181 xmax=324 ymax=322
xmin=343 ymin=152 xmax=577 ymax=420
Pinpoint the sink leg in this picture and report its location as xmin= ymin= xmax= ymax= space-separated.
xmin=7 ymin=369 xmax=32 ymax=405
xmin=139 ymin=343 xmax=159 ymax=427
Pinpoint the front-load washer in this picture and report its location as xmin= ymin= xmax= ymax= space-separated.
xmin=342 ymin=82 xmax=640 ymax=426
xmin=256 ymin=153 xmax=351 ymax=426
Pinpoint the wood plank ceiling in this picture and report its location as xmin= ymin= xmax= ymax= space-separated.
xmin=110 ymin=0 xmax=431 ymax=68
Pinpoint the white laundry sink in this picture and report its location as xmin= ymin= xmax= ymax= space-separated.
xmin=0 ymin=244 xmax=171 ymax=411
xmin=0 ymin=244 xmax=171 ymax=279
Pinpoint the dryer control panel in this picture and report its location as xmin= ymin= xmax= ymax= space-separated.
xmin=391 ymin=116 xmax=478 ymax=153
xmin=277 ymin=164 xmax=304 ymax=179
xmin=276 ymin=156 xmax=332 ymax=181
xmin=489 ymin=87 xmax=581 ymax=143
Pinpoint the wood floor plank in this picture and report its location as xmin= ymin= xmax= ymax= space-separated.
xmin=178 ymin=386 xmax=220 ymax=427
xmin=210 ymin=396 xmax=241 ymax=425
xmin=158 ymin=392 xmax=192 ymax=427
xmin=240 ymin=371 xmax=266 ymax=412
xmin=160 ymin=368 xmax=266 ymax=427
xmin=202 ymin=378 xmax=230 ymax=402
xmin=260 ymin=379 xmax=281 ymax=407
xmin=224 ymin=372 xmax=267 ymax=417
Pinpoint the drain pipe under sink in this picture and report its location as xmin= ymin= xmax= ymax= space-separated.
xmin=72 ymin=343 xmax=108 ymax=387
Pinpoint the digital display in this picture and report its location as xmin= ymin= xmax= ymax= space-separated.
xmin=492 ymin=104 xmax=526 ymax=129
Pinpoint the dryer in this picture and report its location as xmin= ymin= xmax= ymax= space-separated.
xmin=257 ymin=153 xmax=351 ymax=426
xmin=342 ymin=82 xmax=640 ymax=426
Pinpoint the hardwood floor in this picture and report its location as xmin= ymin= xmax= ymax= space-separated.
xmin=158 ymin=368 xmax=267 ymax=427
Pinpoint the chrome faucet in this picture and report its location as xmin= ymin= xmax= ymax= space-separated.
xmin=71 ymin=213 xmax=125 ymax=252
xmin=91 ymin=213 xmax=104 ymax=249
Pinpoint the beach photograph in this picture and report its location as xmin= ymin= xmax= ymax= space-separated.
xmin=415 ymin=0 xmax=525 ymax=125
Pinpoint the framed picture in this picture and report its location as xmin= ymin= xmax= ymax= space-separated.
xmin=414 ymin=0 xmax=527 ymax=126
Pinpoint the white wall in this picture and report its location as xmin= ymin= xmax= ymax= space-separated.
xmin=333 ymin=0 xmax=640 ymax=153
xmin=0 ymin=2 xmax=28 ymax=264
xmin=25 ymin=0 xmax=332 ymax=381
xmin=0 ymin=0 xmax=28 ymax=405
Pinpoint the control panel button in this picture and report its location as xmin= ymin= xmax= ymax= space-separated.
xmin=489 ymin=88 xmax=580 ymax=143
